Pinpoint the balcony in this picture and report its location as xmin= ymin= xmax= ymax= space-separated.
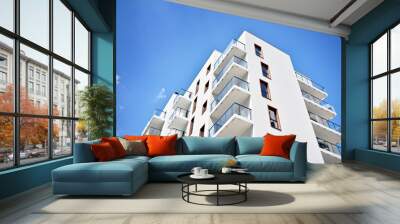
xmin=213 ymin=56 xmax=248 ymax=95
xmin=168 ymin=107 xmax=189 ymax=130
xmin=173 ymin=89 xmax=192 ymax=110
xmin=309 ymin=112 xmax=341 ymax=144
xmin=302 ymin=91 xmax=336 ymax=120
xmin=213 ymin=39 xmax=246 ymax=75
xmin=210 ymin=76 xmax=250 ymax=119
xmin=317 ymin=137 xmax=341 ymax=156
xmin=209 ymin=103 xmax=252 ymax=137
xmin=141 ymin=109 xmax=165 ymax=135
xmin=168 ymin=128 xmax=185 ymax=137
xmin=146 ymin=127 xmax=162 ymax=135
xmin=295 ymin=71 xmax=327 ymax=100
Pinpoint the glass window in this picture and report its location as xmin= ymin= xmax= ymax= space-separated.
xmin=0 ymin=116 xmax=14 ymax=169
xmin=53 ymin=59 xmax=72 ymax=117
xmin=372 ymin=121 xmax=387 ymax=151
xmin=372 ymin=33 xmax=387 ymax=76
xmin=391 ymin=72 xmax=400 ymax=117
xmin=74 ymin=18 xmax=89 ymax=70
xmin=20 ymin=0 xmax=49 ymax=49
xmin=0 ymin=35 xmax=14 ymax=113
xmin=261 ymin=62 xmax=270 ymax=78
xmin=372 ymin=76 xmax=387 ymax=119
xmin=268 ymin=106 xmax=280 ymax=130
xmin=19 ymin=117 xmax=49 ymax=165
xmin=20 ymin=44 xmax=49 ymax=115
xmin=255 ymin=44 xmax=263 ymax=58
xmin=53 ymin=119 xmax=72 ymax=158
xmin=260 ymin=80 xmax=271 ymax=99
xmin=391 ymin=120 xmax=400 ymax=153
xmin=74 ymin=69 xmax=89 ymax=118
xmin=53 ymin=0 xmax=72 ymax=60
xmin=75 ymin=120 xmax=88 ymax=143
xmin=0 ymin=0 xmax=14 ymax=31
xmin=391 ymin=24 xmax=400 ymax=70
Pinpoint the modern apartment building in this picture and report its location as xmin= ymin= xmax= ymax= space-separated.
xmin=142 ymin=31 xmax=341 ymax=163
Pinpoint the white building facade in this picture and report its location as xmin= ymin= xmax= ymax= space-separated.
xmin=142 ymin=31 xmax=341 ymax=164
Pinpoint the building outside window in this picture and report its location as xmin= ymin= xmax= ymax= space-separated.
xmin=189 ymin=117 xmax=194 ymax=135
xmin=204 ymin=81 xmax=209 ymax=93
xmin=206 ymin=64 xmax=211 ymax=74
xmin=255 ymin=44 xmax=263 ymax=58
xmin=0 ymin=0 xmax=91 ymax=170
xmin=202 ymin=101 xmax=207 ymax=114
xmin=192 ymin=97 xmax=197 ymax=113
xmin=0 ymin=71 xmax=6 ymax=85
xmin=370 ymin=22 xmax=400 ymax=153
xmin=260 ymin=80 xmax=271 ymax=99
xmin=268 ymin=106 xmax=280 ymax=130
xmin=195 ymin=80 xmax=200 ymax=94
xmin=261 ymin=62 xmax=270 ymax=78
xmin=199 ymin=125 xmax=205 ymax=137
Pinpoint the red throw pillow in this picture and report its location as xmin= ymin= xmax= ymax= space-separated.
xmin=91 ymin=142 xmax=117 ymax=161
xmin=101 ymin=137 xmax=127 ymax=158
xmin=260 ymin=134 xmax=296 ymax=159
xmin=146 ymin=135 xmax=177 ymax=157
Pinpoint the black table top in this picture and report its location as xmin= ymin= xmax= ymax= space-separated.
xmin=177 ymin=172 xmax=255 ymax=185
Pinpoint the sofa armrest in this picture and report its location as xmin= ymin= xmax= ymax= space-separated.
xmin=289 ymin=141 xmax=307 ymax=182
xmin=73 ymin=140 xmax=100 ymax=163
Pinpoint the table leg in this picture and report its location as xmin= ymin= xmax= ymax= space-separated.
xmin=195 ymin=184 xmax=198 ymax=192
xmin=245 ymin=183 xmax=247 ymax=201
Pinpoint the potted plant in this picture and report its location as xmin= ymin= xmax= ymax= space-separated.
xmin=79 ymin=84 xmax=114 ymax=140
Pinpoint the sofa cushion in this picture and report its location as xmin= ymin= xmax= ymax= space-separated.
xmin=177 ymin=137 xmax=236 ymax=155
xmin=236 ymin=155 xmax=293 ymax=172
xmin=53 ymin=158 xmax=148 ymax=183
xmin=236 ymin=137 xmax=263 ymax=155
xmin=73 ymin=140 xmax=100 ymax=163
xmin=147 ymin=135 xmax=177 ymax=157
xmin=91 ymin=142 xmax=118 ymax=161
xmin=260 ymin=134 xmax=296 ymax=159
xmin=149 ymin=154 xmax=235 ymax=172
xmin=101 ymin=137 xmax=127 ymax=158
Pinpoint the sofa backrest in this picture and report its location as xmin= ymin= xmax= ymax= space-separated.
xmin=73 ymin=139 xmax=100 ymax=163
xmin=235 ymin=137 xmax=263 ymax=155
xmin=177 ymin=137 xmax=236 ymax=155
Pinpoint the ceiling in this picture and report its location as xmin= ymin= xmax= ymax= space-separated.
xmin=170 ymin=0 xmax=384 ymax=37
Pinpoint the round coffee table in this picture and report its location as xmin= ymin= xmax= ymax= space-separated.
xmin=177 ymin=173 xmax=255 ymax=206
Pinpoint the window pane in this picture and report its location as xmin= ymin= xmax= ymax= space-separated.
xmin=20 ymin=117 xmax=49 ymax=165
xmin=391 ymin=120 xmax=400 ymax=153
xmin=53 ymin=119 xmax=72 ymax=157
xmin=391 ymin=72 xmax=400 ymax=118
xmin=75 ymin=18 xmax=89 ymax=70
xmin=372 ymin=120 xmax=387 ymax=151
xmin=74 ymin=69 xmax=89 ymax=118
xmin=53 ymin=0 xmax=72 ymax=60
xmin=53 ymin=59 xmax=72 ymax=117
xmin=0 ymin=116 xmax=13 ymax=170
xmin=391 ymin=24 xmax=400 ymax=70
xmin=0 ymin=0 xmax=14 ymax=31
xmin=20 ymin=44 xmax=49 ymax=115
xmin=20 ymin=0 xmax=49 ymax=49
xmin=372 ymin=33 xmax=387 ymax=76
xmin=372 ymin=76 xmax=387 ymax=119
xmin=0 ymin=34 xmax=14 ymax=112
xmin=75 ymin=120 xmax=88 ymax=143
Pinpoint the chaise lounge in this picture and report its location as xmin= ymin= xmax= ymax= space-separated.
xmin=52 ymin=136 xmax=307 ymax=196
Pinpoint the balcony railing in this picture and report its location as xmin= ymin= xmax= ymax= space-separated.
xmin=301 ymin=91 xmax=335 ymax=112
xmin=209 ymin=103 xmax=252 ymax=136
xmin=210 ymin=76 xmax=249 ymax=112
xmin=169 ymin=107 xmax=189 ymax=120
xmin=317 ymin=137 xmax=341 ymax=155
xmin=309 ymin=112 xmax=341 ymax=132
xmin=153 ymin=109 xmax=166 ymax=119
xmin=168 ymin=128 xmax=185 ymax=137
xmin=174 ymin=89 xmax=192 ymax=100
xmin=148 ymin=127 xmax=161 ymax=135
xmin=213 ymin=56 xmax=248 ymax=88
xmin=295 ymin=71 xmax=325 ymax=91
xmin=213 ymin=39 xmax=246 ymax=70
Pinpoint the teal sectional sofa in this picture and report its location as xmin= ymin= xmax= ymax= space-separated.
xmin=52 ymin=137 xmax=307 ymax=196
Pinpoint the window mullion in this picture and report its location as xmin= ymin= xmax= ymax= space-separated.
xmin=388 ymin=30 xmax=391 ymax=152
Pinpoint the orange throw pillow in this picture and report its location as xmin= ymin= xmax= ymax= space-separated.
xmin=260 ymin=134 xmax=296 ymax=159
xmin=146 ymin=135 xmax=177 ymax=157
xmin=91 ymin=142 xmax=117 ymax=161
xmin=124 ymin=135 xmax=148 ymax=142
xmin=101 ymin=137 xmax=127 ymax=158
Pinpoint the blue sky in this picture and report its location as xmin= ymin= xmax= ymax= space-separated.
xmin=116 ymin=0 xmax=341 ymax=135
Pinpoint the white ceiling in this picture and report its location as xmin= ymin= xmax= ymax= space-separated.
xmin=170 ymin=0 xmax=384 ymax=37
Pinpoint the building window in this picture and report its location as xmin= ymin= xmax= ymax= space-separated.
xmin=192 ymin=97 xmax=197 ymax=113
xmin=195 ymin=80 xmax=200 ymax=94
xmin=204 ymin=81 xmax=209 ymax=93
xmin=261 ymin=62 xmax=270 ymax=78
xmin=206 ymin=64 xmax=211 ymax=74
xmin=0 ymin=71 xmax=6 ymax=85
xmin=260 ymin=80 xmax=271 ymax=99
xmin=202 ymin=101 xmax=207 ymax=114
xmin=189 ymin=117 xmax=194 ymax=136
xmin=268 ymin=106 xmax=280 ymax=130
xmin=255 ymin=44 xmax=263 ymax=58
xmin=199 ymin=125 xmax=205 ymax=137
xmin=0 ymin=0 xmax=91 ymax=170
xmin=370 ymin=23 xmax=400 ymax=153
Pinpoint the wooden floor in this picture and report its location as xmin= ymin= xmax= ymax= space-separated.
xmin=1 ymin=162 xmax=400 ymax=224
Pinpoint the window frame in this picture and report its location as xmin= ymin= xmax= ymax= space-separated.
xmin=260 ymin=80 xmax=271 ymax=100
xmin=268 ymin=106 xmax=281 ymax=130
xmin=254 ymin=44 xmax=263 ymax=58
xmin=370 ymin=21 xmax=400 ymax=154
xmin=0 ymin=0 xmax=92 ymax=171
